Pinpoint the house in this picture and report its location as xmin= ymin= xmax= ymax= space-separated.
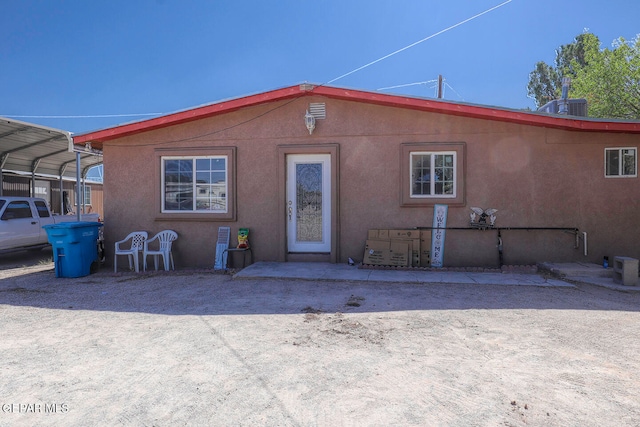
xmin=72 ymin=84 xmax=640 ymax=268
xmin=1 ymin=172 xmax=104 ymax=218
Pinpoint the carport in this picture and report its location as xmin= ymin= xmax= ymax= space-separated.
xmin=0 ymin=116 xmax=102 ymax=219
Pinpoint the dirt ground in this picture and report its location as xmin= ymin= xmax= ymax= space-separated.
xmin=1 ymin=249 xmax=640 ymax=426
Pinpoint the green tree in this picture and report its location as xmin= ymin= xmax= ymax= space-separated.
xmin=527 ymin=33 xmax=598 ymax=108
xmin=528 ymin=32 xmax=640 ymax=119
xmin=571 ymin=35 xmax=640 ymax=119
xmin=556 ymin=33 xmax=595 ymax=76
xmin=527 ymin=61 xmax=559 ymax=107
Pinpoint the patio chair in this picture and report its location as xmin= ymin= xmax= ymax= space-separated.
xmin=223 ymin=228 xmax=253 ymax=269
xmin=114 ymin=231 xmax=148 ymax=273
xmin=143 ymin=230 xmax=178 ymax=272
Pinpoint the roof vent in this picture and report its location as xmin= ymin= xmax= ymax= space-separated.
xmin=309 ymin=102 xmax=326 ymax=119
xmin=558 ymin=77 xmax=571 ymax=114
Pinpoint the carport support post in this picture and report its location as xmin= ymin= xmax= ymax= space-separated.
xmin=59 ymin=177 xmax=64 ymax=214
xmin=81 ymin=176 xmax=86 ymax=214
xmin=75 ymin=151 xmax=81 ymax=222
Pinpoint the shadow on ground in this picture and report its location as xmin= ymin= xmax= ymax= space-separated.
xmin=1 ymin=260 xmax=638 ymax=316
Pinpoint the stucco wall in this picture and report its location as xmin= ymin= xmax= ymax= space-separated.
xmin=103 ymin=95 xmax=639 ymax=268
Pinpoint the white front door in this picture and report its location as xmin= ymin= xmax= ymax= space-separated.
xmin=286 ymin=154 xmax=331 ymax=253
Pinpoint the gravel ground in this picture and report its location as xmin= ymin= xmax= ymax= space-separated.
xmin=1 ymin=249 xmax=640 ymax=426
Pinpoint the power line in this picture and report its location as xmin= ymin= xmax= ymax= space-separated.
xmin=3 ymin=1 xmax=512 ymax=125
xmin=326 ymin=0 xmax=513 ymax=85
xmin=444 ymin=82 xmax=465 ymax=101
xmin=1 ymin=113 xmax=165 ymax=119
xmin=377 ymin=80 xmax=439 ymax=91
xmin=379 ymin=76 xmax=466 ymax=100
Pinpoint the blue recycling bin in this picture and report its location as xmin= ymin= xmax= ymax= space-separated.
xmin=43 ymin=221 xmax=104 ymax=278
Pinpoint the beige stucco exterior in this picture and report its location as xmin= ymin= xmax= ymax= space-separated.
xmin=81 ymin=87 xmax=640 ymax=268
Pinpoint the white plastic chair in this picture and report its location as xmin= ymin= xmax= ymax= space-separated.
xmin=114 ymin=231 xmax=148 ymax=273
xmin=143 ymin=230 xmax=178 ymax=271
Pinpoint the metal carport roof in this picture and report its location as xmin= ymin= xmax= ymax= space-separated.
xmin=0 ymin=117 xmax=102 ymax=181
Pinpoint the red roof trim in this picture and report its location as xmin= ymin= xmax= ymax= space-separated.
xmin=73 ymin=84 xmax=640 ymax=147
xmin=308 ymin=86 xmax=640 ymax=133
xmin=73 ymin=85 xmax=305 ymax=145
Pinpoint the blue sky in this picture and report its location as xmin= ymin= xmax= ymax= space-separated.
xmin=1 ymin=0 xmax=639 ymax=134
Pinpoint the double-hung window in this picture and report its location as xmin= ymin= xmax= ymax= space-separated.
xmin=162 ymin=156 xmax=228 ymax=213
xmin=401 ymin=143 xmax=465 ymax=207
xmin=76 ymin=185 xmax=92 ymax=205
xmin=411 ymin=152 xmax=456 ymax=197
xmin=605 ymin=148 xmax=637 ymax=178
xmin=84 ymin=186 xmax=92 ymax=206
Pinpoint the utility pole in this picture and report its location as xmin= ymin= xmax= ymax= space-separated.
xmin=437 ymin=75 xmax=443 ymax=99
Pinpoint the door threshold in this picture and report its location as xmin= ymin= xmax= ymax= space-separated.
xmin=286 ymin=253 xmax=331 ymax=263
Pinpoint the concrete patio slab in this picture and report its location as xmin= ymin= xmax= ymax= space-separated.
xmin=233 ymin=262 xmax=575 ymax=288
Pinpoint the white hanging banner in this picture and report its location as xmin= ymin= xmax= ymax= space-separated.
xmin=431 ymin=204 xmax=448 ymax=268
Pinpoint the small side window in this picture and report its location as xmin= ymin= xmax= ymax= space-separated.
xmin=605 ymin=148 xmax=637 ymax=178
xmin=34 ymin=200 xmax=51 ymax=218
xmin=84 ymin=186 xmax=92 ymax=205
xmin=400 ymin=142 xmax=466 ymax=207
xmin=410 ymin=152 xmax=456 ymax=198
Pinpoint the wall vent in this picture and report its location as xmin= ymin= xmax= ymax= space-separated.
xmin=309 ymin=103 xmax=326 ymax=119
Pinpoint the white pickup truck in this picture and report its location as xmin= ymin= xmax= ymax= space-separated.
xmin=0 ymin=197 xmax=100 ymax=252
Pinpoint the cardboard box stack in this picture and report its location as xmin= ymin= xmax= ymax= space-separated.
xmin=363 ymin=229 xmax=431 ymax=267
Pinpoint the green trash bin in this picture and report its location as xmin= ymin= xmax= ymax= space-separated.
xmin=43 ymin=221 xmax=104 ymax=278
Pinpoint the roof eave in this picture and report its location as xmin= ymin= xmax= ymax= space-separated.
xmin=73 ymin=85 xmax=307 ymax=146
xmin=308 ymin=86 xmax=640 ymax=133
xmin=73 ymin=84 xmax=640 ymax=150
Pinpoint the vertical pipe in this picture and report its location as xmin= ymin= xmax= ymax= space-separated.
xmin=559 ymin=77 xmax=571 ymax=114
xmin=583 ymin=232 xmax=588 ymax=256
xmin=497 ymin=229 xmax=504 ymax=267
xmin=81 ymin=176 xmax=85 ymax=214
xmin=59 ymin=176 xmax=64 ymax=214
xmin=75 ymin=152 xmax=81 ymax=222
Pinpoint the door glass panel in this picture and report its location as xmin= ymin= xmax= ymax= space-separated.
xmin=296 ymin=163 xmax=323 ymax=242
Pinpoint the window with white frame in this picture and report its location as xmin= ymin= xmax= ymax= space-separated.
xmin=83 ymin=185 xmax=92 ymax=205
xmin=605 ymin=148 xmax=637 ymax=177
xmin=410 ymin=152 xmax=456 ymax=197
xmin=74 ymin=185 xmax=92 ymax=205
xmin=162 ymin=156 xmax=228 ymax=213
